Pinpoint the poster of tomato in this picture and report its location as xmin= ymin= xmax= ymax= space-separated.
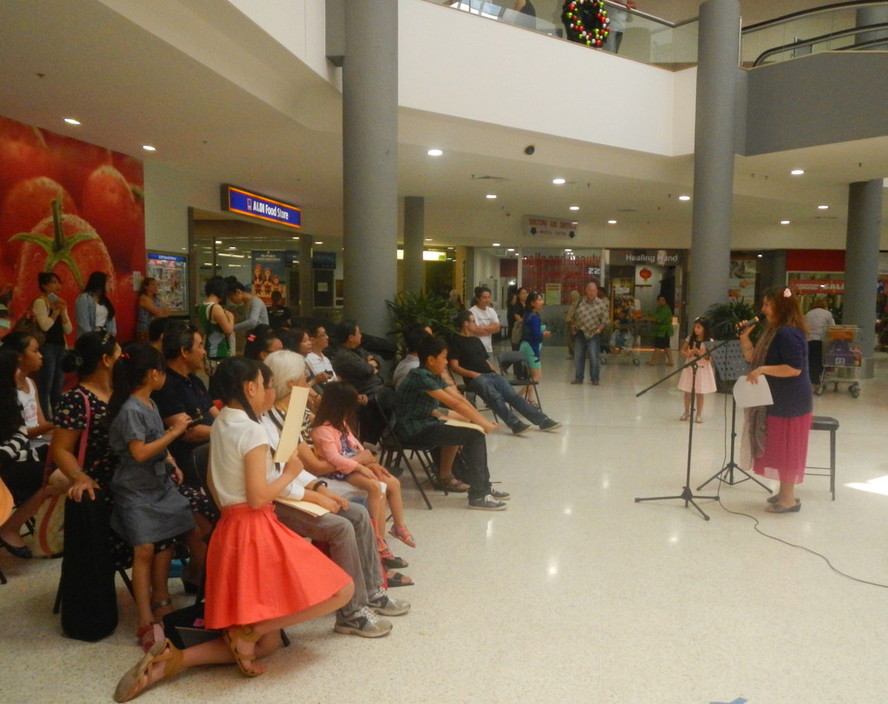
xmin=0 ymin=114 xmax=145 ymax=341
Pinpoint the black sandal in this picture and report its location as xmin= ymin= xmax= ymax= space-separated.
xmin=385 ymin=570 xmax=414 ymax=588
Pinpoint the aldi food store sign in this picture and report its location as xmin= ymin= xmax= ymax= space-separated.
xmin=222 ymin=185 xmax=302 ymax=229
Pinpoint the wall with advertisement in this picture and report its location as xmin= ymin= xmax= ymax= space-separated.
xmin=250 ymin=251 xmax=289 ymax=304
xmin=0 ymin=115 xmax=145 ymax=340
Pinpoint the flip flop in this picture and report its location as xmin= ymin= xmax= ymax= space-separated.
xmin=385 ymin=570 xmax=414 ymax=588
xmin=382 ymin=555 xmax=409 ymax=569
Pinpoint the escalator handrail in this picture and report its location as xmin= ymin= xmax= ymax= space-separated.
xmin=743 ymin=0 xmax=887 ymax=33
xmin=752 ymin=20 xmax=888 ymax=66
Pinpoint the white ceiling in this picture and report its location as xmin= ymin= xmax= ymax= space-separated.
xmin=0 ymin=0 xmax=885 ymax=257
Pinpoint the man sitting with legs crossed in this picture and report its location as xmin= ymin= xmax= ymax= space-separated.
xmin=448 ymin=310 xmax=561 ymax=436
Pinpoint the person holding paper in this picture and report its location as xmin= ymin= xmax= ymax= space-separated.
xmin=395 ymin=336 xmax=510 ymax=511
xmin=260 ymin=351 xmax=411 ymax=638
xmin=740 ymin=287 xmax=813 ymax=514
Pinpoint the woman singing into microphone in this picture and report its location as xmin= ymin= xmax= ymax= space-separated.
xmin=739 ymin=287 xmax=812 ymax=513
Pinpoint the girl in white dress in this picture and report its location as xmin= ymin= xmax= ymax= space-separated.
xmin=678 ymin=317 xmax=717 ymax=423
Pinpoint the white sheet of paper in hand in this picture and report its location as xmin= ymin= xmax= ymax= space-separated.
xmin=273 ymin=386 xmax=310 ymax=463
xmin=732 ymin=376 xmax=773 ymax=408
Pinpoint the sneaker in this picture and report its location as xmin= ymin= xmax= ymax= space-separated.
xmin=511 ymin=422 xmax=531 ymax=436
xmin=468 ymin=494 xmax=507 ymax=511
xmin=489 ymin=487 xmax=511 ymax=501
xmin=334 ymin=606 xmax=392 ymax=638
xmin=368 ymin=590 xmax=411 ymax=617
xmin=538 ymin=418 xmax=561 ymax=432
xmin=570 ymin=379 xmax=583 ymax=385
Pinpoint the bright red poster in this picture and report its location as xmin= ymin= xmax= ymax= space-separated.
xmin=0 ymin=115 xmax=145 ymax=342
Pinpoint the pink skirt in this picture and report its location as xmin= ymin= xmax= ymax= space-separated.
xmin=753 ymin=412 xmax=812 ymax=484
xmin=204 ymin=503 xmax=351 ymax=630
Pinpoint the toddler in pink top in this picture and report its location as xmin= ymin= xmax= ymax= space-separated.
xmin=311 ymin=382 xmax=414 ymax=556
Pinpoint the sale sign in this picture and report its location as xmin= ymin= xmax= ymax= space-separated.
xmin=0 ymin=115 xmax=145 ymax=341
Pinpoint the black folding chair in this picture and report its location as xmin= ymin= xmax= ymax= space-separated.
xmin=376 ymin=402 xmax=439 ymax=510
xmin=496 ymin=350 xmax=542 ymax=412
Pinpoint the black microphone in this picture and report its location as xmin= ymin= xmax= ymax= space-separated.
xmin=735 ymin=313 xmax=764 ymax=332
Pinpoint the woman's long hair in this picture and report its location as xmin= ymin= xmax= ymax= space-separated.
xmin=108 ymin=342 xmax=165 ymax=420
xmin=83 ymin=271 xmax=115 ymax=321
xmin=209 ymin=357 xmax=262 ymax=422
xmin=763 ymin=286 xmax=807 ymax=332
xmin=311 ymin=380 xmax=358 ymax=434
xmin=0 ymin=345 xmax=25 ymax=441
xmin=138 ymin=277 xmax=157 ymax=297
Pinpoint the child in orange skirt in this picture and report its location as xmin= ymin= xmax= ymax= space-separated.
xmin=112 ymin=357 xmax=353 ymax=702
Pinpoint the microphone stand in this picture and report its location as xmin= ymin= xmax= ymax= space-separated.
xmin=634 ymin=344 xmax=719 ymax=521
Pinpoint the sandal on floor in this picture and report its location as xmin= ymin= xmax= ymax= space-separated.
xmin=766 ymin=496 xmax=800 ymax=505
xmin=136 ymin=622 xmax=165 ymax=653
xmin=765 ymin=501 xmax=801 ymax=513
xmin=695 ymin=416 xmax=703 ymax=423
xmin=114 ymin=638 xmax=185 ymax=703
xmin=437 ymin=475 xmax=470 ymax=493
xmin=679 ymin=413 xmax=689 ymax=421
xmin=382 ymin=555 xmax=409 ymax=569
xmin=389 ymin=524 xmax=416 ymax=548
xmin=385 ymin=569 xmax=414 ymax=588
xmin=225 ymin=624 xmax=267 ymax=677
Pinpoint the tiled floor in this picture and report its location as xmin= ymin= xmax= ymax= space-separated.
xmin=2 ymin=349 xmax=887 ymax=703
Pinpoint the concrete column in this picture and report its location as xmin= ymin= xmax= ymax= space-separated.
xmin=843 ymin=180 xmax=882 ymax=378
xmin=688 ymin=0 xmax=741 ymax=320
xmin=342 ymin=0 xmax=398 ymax=336
xmin=298 ymin=235 xmax=313 ymax=317
xmin=403 ymin=196 xmax=425 ymax=294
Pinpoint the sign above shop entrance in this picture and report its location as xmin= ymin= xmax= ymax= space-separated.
xmin=222 ymin=185 xmax=302 ymax=229
xmin=521 ymin=215 xmax=577 ymax=240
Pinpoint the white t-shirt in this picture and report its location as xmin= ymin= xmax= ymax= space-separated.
xmin=95 ymin=303 xmax=109 ymax=329
xmin=805 ymin=307 xmax=835 ymax=341
xmin=305 ymin=351 xmax=336 ymax=380
xmin=469 ymin=304 xmax=500 ymax=355
xmin=259 ymin=410 xmax=316 ymax=500
xmin=17 ymin=377 xmax=49 ymax=449
xmin=209 ymin=406 xmax=271 ymax=507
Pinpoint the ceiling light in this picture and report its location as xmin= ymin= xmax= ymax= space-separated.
xmin=790 ymin=169 xmax=804 ymax=175
xmin=607 ymin=219 xmax=617 ymax=224
xmin=315 ymin=241 xmax=324 ymax=245
xmin=780 ymin=220 xmax=791 ymax=225
xmin=506 ymin=248 xmax=515 ymax=252
xmin=569 ymin=205 xmax=580 ymax=211
xmin=678 ymin=195 xmax=691 ymax=201
xmin=552 ymin=178 xmax=566 ymax=185
xmin=486 ymin=194 xmax=497 ymax=199
xmin=427 ymin=149 xmax=443 ymax=157
xmin=142 ymin=144 xmax=156 ymax=152
xmin=564 ymin=248 xmax=573 ymax=252
xmin=757 ymin=253 xmax=763 ymax=258
xmin=292 ymin=236 xmax=299 ymax=240
xmin=818 ymin=204 xmax=829 ymax=210
xmin=492 ymin=242 xmax=501 ymax=247
xmin=63 ymin=117 xmax=80 ymax=125
xmin=227 ymin=245 xmax=237 ymax=250
xmin=424 ymin=238 xmax=433 ymax=241
xmin=214 ymin=240 xmax=222 ymax=244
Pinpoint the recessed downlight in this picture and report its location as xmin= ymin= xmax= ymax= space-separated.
xmin=427 ymin=149 xmax=443 ymax=157
xmin=569 ymin=205 xmax=580 ymax=211
xmin=492 ymin=242 xmax=501 ymax=247
xmin=552 ymin=178 xmax=566 ymax=185
xmin=63 ymin=117 xmax=81 ymax=126
xmin=678 ymin=195 xmax=691 ymax=201
xmin=214 ymin=240 xmax=222 ymax=245
xmin=486 ymin=194 xmax=497 ymax=199
xmin=780 ymin=220 xmax=791 ymax=225
xmin=818 ymin=204 xmax=829 ymax=210
xmin=142 ymin=144 xmax=157 ymax=152
xmin=790 ymin=169 xmax=804 ymax=175
xmin=607 ymin=219 xmax=617 ymax=224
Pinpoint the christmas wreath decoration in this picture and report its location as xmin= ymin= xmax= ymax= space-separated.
xmin=562 ymin=0 xmax=610 ymax=48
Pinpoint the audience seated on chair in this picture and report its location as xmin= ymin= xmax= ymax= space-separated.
xmin=448 ymin=311 xmax=560 ymax=436
xmin=394 ymin=336 xmax=510 ymax=511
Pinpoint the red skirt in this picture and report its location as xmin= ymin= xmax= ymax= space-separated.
xmin=204 ymin=503 xmax=351 ymax=630
xmin=753 ymin=412 xmax=812 ymax=485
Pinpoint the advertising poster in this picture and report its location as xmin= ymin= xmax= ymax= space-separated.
xmin=146 ymin=253 xmax=187 ymax=313
xmin=251 ymin=251 xmax=288 ymax=303
xmin=0 ymin=115 xmax=144 ymax=340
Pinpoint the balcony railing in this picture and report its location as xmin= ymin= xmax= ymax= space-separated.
xmin=432 ymin=1 xmax=888 ymax=70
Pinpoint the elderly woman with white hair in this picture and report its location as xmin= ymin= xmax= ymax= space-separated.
xmin=260 ymin=350 xmax=412 ymax=638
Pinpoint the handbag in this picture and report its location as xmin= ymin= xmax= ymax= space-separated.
xmin=510 ymin=322 xmax=523 ymax=345
xmin=11 ymin=305 xmax=45 ymax=346
xmin=32 ymin=493 xmax=65 ymax=558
